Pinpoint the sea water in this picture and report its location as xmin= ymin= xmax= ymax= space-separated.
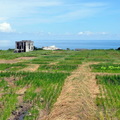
xmin=1 ymin=40 xmax=120 ymax=50
xmin=37 ymin=40 xmax=120 ymax=50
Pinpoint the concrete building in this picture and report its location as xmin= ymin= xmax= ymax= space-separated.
xmin=14 ymin=40 xmax=34 ymax=53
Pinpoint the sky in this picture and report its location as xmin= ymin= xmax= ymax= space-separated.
xmin=0 ymin=0 xmax=120 ymax=49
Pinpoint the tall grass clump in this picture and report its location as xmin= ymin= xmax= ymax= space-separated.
xmin=0 ymin=93 xmax=18 ymax=120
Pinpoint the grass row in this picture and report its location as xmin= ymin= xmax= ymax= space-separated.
xmin=96 ymin=75 xmax=120 ymax=119
xmin=0 ymin=63 xmax=27 ymax=71
xmin=0 ymin=72 xmax=69 ymax=120
xmin=90 ymin=63 xmax=120 ymax=73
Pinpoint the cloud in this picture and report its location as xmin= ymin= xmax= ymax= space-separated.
xmin=78 ymin=31 xmax=109 ymax=36
xmin=0 ymin=0 xmax=62 ymax=20
xmin=78 ymin=31 xmax=94 ymax=35
xmin=98 ymin=32 xmax=108 ymax=35
xmin=0 ymin=17 xmax=7 ymax=21
xmin=0 ymin=0 xmax=107 ymax=24
xmin=0 ymin=22 xmax=15 ymax=32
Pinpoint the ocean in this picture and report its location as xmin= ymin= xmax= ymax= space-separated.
xmin=37 ymin=40 xmax=120 ymax=50
xmin=1 ymin=40 xmax=120 ymax=50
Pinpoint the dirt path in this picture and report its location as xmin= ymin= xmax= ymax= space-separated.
xmin=0 ymin=57 xmax=36 ymax=64
xmin=19 ymin=64 xmax=39 ymax=72
xmin=43 ymin=62 xmax=100 ymax=120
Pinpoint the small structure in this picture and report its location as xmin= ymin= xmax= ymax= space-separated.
xmin=42 ymin=45 xmax=61 ymax=50
xmin=14 ymin=40 xmax=34 ymax=53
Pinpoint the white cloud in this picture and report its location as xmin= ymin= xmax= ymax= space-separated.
xmin=0 ymin=22 xmax=15 ymax=32
xmin=0 ymin=0 xmax=62 ymax=21
xmin=78 ymin=31 xmax=94 ymax=35
xmin=78 ymin=32 xmax=84 ymax=35
xmin=0 ymin=0 xmax=107 ymax=24
xmin=0 ymin=17 xmax=7 ymax=21
xmin=78 ymin=31 xmax=109 ymax=36
xmin=98 ymin=32 xmax=108 ymax=35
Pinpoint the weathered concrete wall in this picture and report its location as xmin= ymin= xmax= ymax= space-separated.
xmin=14 ymin=40 xmax=34 ymax=53
xmin=25 ymin=41 xmax=34 ymax=52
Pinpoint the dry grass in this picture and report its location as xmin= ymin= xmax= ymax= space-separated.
xmin=42 ymin=62 xmax=100 ymax=120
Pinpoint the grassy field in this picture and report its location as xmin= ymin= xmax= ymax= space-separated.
xmin=96 ymin=75 xmax=120 ymax=119
xmin=0 ymin=49 xmax=120 ymax=119
xmin=90 ymin=63 xmax=120 ymax=73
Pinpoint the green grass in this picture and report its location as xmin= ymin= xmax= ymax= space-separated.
xmin=38 ymin=64 xmax=78 ymax=72
xmin=90 ymin=63 xmax=120 ymax=73
xmin=0 ymin=49 xmax=120 ymax=119
xmin=0 ymin=93 xmax=18 ymax=120
xmin=0 ymin=72 xmax=69 ymax=120
xmin=0 ymin=50 xmax=52 ymax=60
xmin=96 ymin=75 xmax=120 ymax=119
xmin=0 ymin=63 xmax=27 ymax=71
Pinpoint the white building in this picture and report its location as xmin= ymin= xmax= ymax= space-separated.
xmin=42 ymin=45 xmax=61 ymax=50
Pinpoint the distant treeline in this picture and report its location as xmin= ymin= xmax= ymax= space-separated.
xmin=34 ymin=46 xmax=43 ymax=50
xmin=1 ymin=47 xmax=120 ymax=51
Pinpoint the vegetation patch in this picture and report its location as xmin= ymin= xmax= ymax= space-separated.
xmin=0 ymin=72 xmax=69 ymax=120
xmin=90 ymin=63 xmax=120 ymax=73
xmin=0 ymin=63 xmax=27 ymax=71
xmin=58 ymin=60 xmax=82 ymax=65
xmin=96 ymin=75 xmax=120 ymax=119
xmin=0 ymin=49 xmax=120 ymax=119
xmin=38 ymin=64 xmax=78 ymax=72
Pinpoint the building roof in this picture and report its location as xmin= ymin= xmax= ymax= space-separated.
xmin=43 ymin=45 xmax=61 ymax=50
xmin=16 ymin=40 xmax=33 ymax=43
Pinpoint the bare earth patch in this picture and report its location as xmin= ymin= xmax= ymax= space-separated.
xmin=42 ymin=62 xmax=100 ymax=120
xmin=4 ymin=76 xmax=19 ymax=87
xmin=49 ymin=61 xmax=59 ymax=65
xmin=19 ymin=64 xmax=39 ymax=72
xmin=0 ymin=57 xmax=36 ymax=64
xmin=8 ymin=86 xmax=31 ymax=120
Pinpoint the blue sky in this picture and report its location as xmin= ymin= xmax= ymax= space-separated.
xmin=0 ymin=0 xmax=120 ymax=49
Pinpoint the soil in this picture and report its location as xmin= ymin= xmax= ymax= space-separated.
xmin=19 ymin=64 xmax=39 ymax=72
xmin=41 ymin=62 xmax=100 ymax=120
xmin=4 ymin=76 xmax=19 ymax=87
xmin=16 ymin=87 xmax=28 ymax=103
xmin=8 ymin=102 xmax=32 ymax=120
xmin=0 ymin=57 xmax=36 ymax=64
xmin=8 ymin=86 xmax=32 ymax=120
xmin=49 ymin=62 xmax=59 ymax=65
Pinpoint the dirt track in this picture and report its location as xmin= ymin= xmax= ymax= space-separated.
xmin=41 ymin=62 xmax=100 ymax=120
xmin=19 ymin=64 xmax=39 ymax=72
xmin=0 ymin=57 xmax=36 ymax=64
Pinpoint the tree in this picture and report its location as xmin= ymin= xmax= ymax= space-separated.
xmin=34 ymin=46 xmax=43 ymax=50
xmin=117 ymin=47 xmax=120 ymax=50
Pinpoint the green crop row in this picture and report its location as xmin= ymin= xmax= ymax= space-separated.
xmin=0 ymin=50 xmax=52 ymax=60
xmin=96 ymin=75 xmax=120 ymax=119
xmin=0 ymin=49 xmax=120 ymax=62
xmin=38 ymin=64 xmax=78 ymax=72
xmin=90 ymin=63 xmax=120 ymax=73
xmin=0 ymin=63 xmax=27 ymax=71
xmin=0 ymin=72 xmax=69 ymax=120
